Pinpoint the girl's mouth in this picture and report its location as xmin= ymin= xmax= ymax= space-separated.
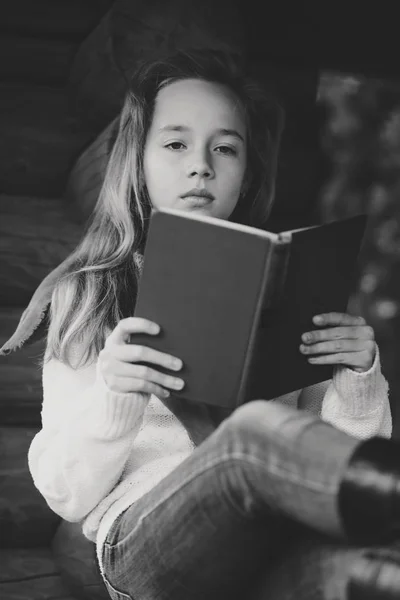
xmin=182 ymin=195 xmax=213 ymax=207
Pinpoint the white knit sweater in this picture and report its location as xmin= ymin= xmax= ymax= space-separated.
xmin=28 ymin=346 xmax=391 ymax=578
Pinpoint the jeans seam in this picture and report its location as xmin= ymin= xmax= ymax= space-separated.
xmin=233 ymin=451 xmax=337 ymax=493
xmin=106 ymin=450 xmax=335 ymax=550
xmin=103 ymin=572 xmax=134 ymax=600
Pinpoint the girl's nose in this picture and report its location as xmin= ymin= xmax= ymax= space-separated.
xmin=187 ymin=152 xmax=215 ymax=179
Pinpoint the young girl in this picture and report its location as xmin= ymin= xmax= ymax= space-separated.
xmin=21 ymin=50 xmax=397 ymax=599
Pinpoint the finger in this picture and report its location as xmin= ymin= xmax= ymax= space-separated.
xmin=300 ymin=339 xmax=375 ymax=356
xmin=107 ymin=317 xmax=161 ymax=344
xmin=306 ymin=350 xmax=373 ymax=371
xmin=111 ymin=361 xmax=185 ymax=391
xmin=313 ymin=313 xmax=366 ymax=327
xmin=107 ymin=343 xmax=183 ymax=371
xmin=107 ymin=375 xmax=173 ymax=398
xmin=302 ymin=325 xmax=375 ymax=344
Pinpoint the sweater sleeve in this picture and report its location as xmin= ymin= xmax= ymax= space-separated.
xmin=319 ymin=344 xmax=392 ymax=439
xmin=28 ymin=357 xmax=149 ymax=523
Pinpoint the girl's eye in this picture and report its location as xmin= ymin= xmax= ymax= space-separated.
xmin=215 ymin=145 xmax=237 ymax=156
xmin=165 ymin=142 xmax=186 ymax=151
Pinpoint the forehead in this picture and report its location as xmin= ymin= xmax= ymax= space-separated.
xmin=152 ymin=78 xmax=246 ymax=131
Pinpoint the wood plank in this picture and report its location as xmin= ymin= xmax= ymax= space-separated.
xmin=0 ymin=308 xmax=46 ymax=425
xmin=0 ymin=426 xmax=62 ymax=547
xmin=0 ymin=84 xmax=98 ymax=197
xmin=0 ymin=196 xmax=82 ymax=306
xmin=0 ymin=425 xmax=39 ymax=467
xmin=0 ymin=576 xmax=76 ymax=600
xmin=1 ymin=0 xmax=112 ymax=40
xmin=0 ymin=35 xmax=77 ymax=86
xmin=0 ymin=549 xmax=79 ymax=600
xmin=0 ymin=548 xmax=58 ymax=583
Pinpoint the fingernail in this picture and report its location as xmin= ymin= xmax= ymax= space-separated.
xmin=172 ymin=359 xmax=183 ymax=370
xmin=313 ymin=315 xmax=323 ymax=324
xmin=174 ymin=379 xmax=185 ymax=390
xmin=163 ymin=389 xmax=170 ymax=397
xmin=152 ymin=324 xmax=160 ymax=333
xmin=299 ymin=344 xmax=307 ymax=353
xmin=302 ymin=333 xmax=311 ymax=343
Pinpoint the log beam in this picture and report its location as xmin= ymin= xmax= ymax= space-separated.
xmin=0 ymin=84 xmax=98 ymax=197
xmin=0 ymin=308 xmax=44 ymax=426
xmin=0 ymin=195 xmax=82 ymax=306
xmin=0 ymin=35 xmax=77 ymax=86
xmin=1 ymin=0 xmax=113 ymax=40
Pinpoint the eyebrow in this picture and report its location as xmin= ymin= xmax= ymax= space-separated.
xmin=158 ymin=125 xmax=245 ymax=142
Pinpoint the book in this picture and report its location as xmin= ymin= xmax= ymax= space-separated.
xmin=130 ymin=208 xmax=367 ymax=409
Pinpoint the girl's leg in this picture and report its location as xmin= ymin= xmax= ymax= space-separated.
xmin=101 ymin=400 xmax=363 ymax=600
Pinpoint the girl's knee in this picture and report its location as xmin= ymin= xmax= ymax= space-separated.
xmin=225 ymin=400 xmax=272 ymax=436
xmin=231 ymin=399 xmax=269 ymax=423
xmin=225 ymin=400 xmax=301 ymax=437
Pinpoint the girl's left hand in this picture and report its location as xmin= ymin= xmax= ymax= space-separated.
xmin=300 ymin=313 xmax=376 ymax=373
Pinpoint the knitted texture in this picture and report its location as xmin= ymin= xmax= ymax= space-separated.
xmin=28 ymin=347 xmax=392 ymax=578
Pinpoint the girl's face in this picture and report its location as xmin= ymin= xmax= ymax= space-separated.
xmin=143 ymin=78 xmax=247 ymax=219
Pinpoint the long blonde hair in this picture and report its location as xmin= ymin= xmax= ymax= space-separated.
xmin=45 ymin=49 xmax=285 ymax=368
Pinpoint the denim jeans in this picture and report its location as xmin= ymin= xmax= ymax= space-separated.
xmin=101 ymin=400 xmax=363 ymax=600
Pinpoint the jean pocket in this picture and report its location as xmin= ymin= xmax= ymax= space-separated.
xmin=103 ymin=575 xmax=134 ymax=600
xmin=105 ymin=509 xmax=127 ymax=546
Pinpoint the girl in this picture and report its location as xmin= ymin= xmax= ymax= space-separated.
xmin=17 ymin=50 xmax=397 ymax=599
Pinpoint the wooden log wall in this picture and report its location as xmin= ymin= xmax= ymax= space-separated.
xmin=0 ymin=1 xmax=114 ymax=426
xmin=1 ymin=0 xmax=112 ymax=39
xmin=0 ymin=36 xmax=76 ymax=86
xmin=0 ymin=309 xmax=44 ymax=426
xmin=0 ymin=196 xmax=82 ymax=306
xmin=0 ymin=84 xmax=98 ymax=198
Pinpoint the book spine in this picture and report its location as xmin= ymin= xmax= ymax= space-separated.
xmin=236 ymin=237 xmax=291 ymax=406
xmin=263 ymin=232 xmax=291 ymax=310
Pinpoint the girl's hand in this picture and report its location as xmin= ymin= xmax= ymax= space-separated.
xmin=98 ymin=317 xmax=184 ymax=397
xmin=300 ymin=313 xmax=376 ymax=373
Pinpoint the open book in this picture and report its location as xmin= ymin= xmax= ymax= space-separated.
xmin=131 ymin=208 xmax=367 ymax=408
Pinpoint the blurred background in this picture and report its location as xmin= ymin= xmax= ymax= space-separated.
xmin=318 ymin=72 xmax=400 ymax=435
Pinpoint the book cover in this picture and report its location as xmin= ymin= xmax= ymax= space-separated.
xmin=132 ymin=209 xmax=367 ymax=408
xmin=247 ymin=215 xmax=368 ymax=401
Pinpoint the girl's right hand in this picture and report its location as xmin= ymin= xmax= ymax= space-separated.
xmin=98 ymin=317 xmax=184 ymax=398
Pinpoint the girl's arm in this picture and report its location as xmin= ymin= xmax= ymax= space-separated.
xmin=299 ymin=344 xmax=392 ymax=439
xmin=28 ymin=356 xmax=149 ymax=522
